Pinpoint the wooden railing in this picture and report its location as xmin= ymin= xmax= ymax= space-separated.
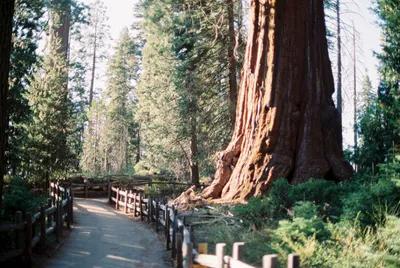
xmin=67 ymin=175 xmax=210 ymax=198
xmin=108 ymin=186 xmax=300 ymax=268
xmin=0 ymin=184 xmax=73 ymax=264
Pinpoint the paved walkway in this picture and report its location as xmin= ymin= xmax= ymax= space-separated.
xmin=44 ymin=198 xmax=168 ymax=268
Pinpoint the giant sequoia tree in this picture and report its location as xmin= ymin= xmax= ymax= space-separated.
xmin=201 ymin=0 xmax=353 ymax=201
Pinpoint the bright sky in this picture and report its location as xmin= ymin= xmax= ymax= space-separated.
xmin=80 ymin=0 xmax=382 ymax=148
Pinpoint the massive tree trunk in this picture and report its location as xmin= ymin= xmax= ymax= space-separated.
xmin=0 ymin=0 xmax=15 ymax=219
xmin=227 ymin=0 xmax=238 ymax=126
xmin=49 ymin=0 xmax=70 ymax=59
xmin=201 ymin=0 xmax=353 ymax=201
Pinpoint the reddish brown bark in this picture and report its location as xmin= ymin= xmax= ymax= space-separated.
xmin=201 ymin=0 xmax=353 ymax=201
xmin=50 ymin=0 xmax=70 ymax=58
xmin=227 ymin=0 xmax=238 ymax=126
xmin=0 ymin=0 xmax=15 ymax=219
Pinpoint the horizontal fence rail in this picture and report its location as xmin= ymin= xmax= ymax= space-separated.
xmin=108 ymin=185 xmax=300 ymax=268
xmin=66 ymin=175 xmax=210 ymax=198
xmin=0 ymin=183 xmax=73 ymax=265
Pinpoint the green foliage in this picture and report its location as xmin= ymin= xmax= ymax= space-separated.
xmin=1 ymin=178 xmax=47 ymax=220
xmin=135 ymin=0 xmax=243 ymax=180
xmin=234 ymin=178 xmax=349 ymax=227
xmin=228 ymin=155 xmax=400 ymax=267
xmin=342 ymin=158 xmax=400 ymax=227
xmin=23 ymin=39 xmax=75 ymax=182
xmin=81 ymin=28 xmax=140 ymax=175
xmin=7 ymin=0 xmax=46 ymax=177
xmin=143 ymin=183 xmax=187 ymax=199
xmin=274 ymin=202 xmax=331 ymax=243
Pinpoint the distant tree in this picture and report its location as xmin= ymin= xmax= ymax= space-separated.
xmin=81 ymin=28 xmax=139 ymax=174
xmin=360 ymin=72 xmax=374 ymax=108
xmin=85 ymin=0 xmax=110 ymax=109
xmin=356 ymin=0 xmax=400 ymax=170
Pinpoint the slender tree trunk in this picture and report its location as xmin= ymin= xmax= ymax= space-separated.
xmin=89 ymin=29 xmax=97 ymax=108
xmin=201 ymin=0 xmax=352 ymax=201
xmin=190 ymin=121 xmax=200 ymax=186
xmin=336 ymin=0 xmax=342 ymax=147
xmin=136 ymin=126 xmax=141 ymax=163
xmin=0 ymin=0 xmax=15 ymax=220
xmin=227 ymin=0 xmax=238 ymax=126
xmin=353 ymin=22 xmax=358 ymax=172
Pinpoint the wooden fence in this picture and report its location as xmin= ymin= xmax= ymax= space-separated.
xmin=68 ymin=176 xmax=209 ymax=198
xmin=0 ymin=183 xmax=73 ymax=265
xmin=109 ymin=186 xmax=300 ymax=268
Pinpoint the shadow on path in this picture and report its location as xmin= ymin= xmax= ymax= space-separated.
xmin=43 ymin=198 xmax=168 ymax=268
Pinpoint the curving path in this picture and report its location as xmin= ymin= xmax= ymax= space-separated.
xmin=44 ymin=198 xmax=168 ymax=268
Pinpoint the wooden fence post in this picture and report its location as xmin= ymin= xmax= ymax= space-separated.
xmin=133 ymin=193 xmax=137 ymax=218
xmin=216 ymin=243 xmax=226 ymax=268
xmin=70 ymin=191 xmax=74 ymax=225
xmin=171 ymin=207 xmax=177 ymax=258
xmin=40 ymin=206 xmax=46 ymax=252
xmin=139 ymin=193 xmax=144 ymax=221
xmin=263 ymin=254 xmax=278 ymax=268
xmin=124 ymin=190 xmax=128 ymax=214
xmin=25 ymin=212 xmax=33 ymax=266
xmin=128 ymin=190 xmax=132 ymax=214
xmin=15 ymin=211 xmax=22 ymax=249
xmin=47 ymin=201 xmax=52 ymax=228
xmin=67 ymin=195 xmax=71 ymax=229
xmin=177 ymin=226 xmax=183 ymax=268
xmin=197 ymin=243 xmax=208 ymax=268
xmin=182 ymin=242 xmax=193 ymax=268
xmin=233 ymin=242 xmax=245 ymax=260
xmin=155 ymin=200 xmax=159 ymax=232
xmin=57 ymin=182 xmax=61 ymax=202
xmin=107 ymin=182 xmax=111 ymax=204
xmin=115 ymin=188 xmax=120 ymax=210
xmin=287 ymin=254 xmax=300 ymax=268
xmin=84 ymin=181 xmax=88 ymax=198
xmin=146 ymin=197 xmax=151 ymax=223
xmin=189 ymin=224 xmax=195 ymax=245
xmin=55 ymin=201 xmax=60 ymax=242
xmin=166 ymin=207 xmax=171 ymax=250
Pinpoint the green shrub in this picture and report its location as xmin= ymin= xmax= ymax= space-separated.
xmin=1 ymin=178 xmax=47 ymax=221
xmin=290 ymin=179 xmax=349 ymax=221
xmin=342 ymin=177 xmax=400 ymax=228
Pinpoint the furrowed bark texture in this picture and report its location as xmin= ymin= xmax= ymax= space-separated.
xmin=0 ymin=0 xmax=15 ymax=218
xmin=201 ymin=0 xmax=353 ymax=201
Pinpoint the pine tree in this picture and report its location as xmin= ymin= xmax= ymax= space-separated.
xmin=7 ymin=0 xmax=46 ymax=176
xmin=361 ymin=72 xmax=374 ymax=108
xmin=81 ymin=28 xmax=139 ymax=174
xmin=85 ymin=0 xmax=110 ymax=109
xmin=24 ymin=39 xmax=75 ymax=182
xmin=135 ymin=0 xmax=188 ymax=178
xmin=136 ymin=0 xmax=243 ymax=181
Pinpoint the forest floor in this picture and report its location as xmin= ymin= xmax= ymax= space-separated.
xmin=41 ymin=198 xmax=168 ymax=268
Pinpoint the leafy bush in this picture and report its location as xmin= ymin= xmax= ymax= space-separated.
xmin=1 ymin=178 xmax=47 ymax=221
xmin=341 ymin=170 xmax=400 ymax=228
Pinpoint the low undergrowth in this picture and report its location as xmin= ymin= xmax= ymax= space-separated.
xmin=194 ymin=157 xmax=400 ymax=267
